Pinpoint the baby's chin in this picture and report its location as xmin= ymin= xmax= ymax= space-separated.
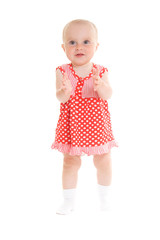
xmin=70 ymin=58 xmax=93 ymax=67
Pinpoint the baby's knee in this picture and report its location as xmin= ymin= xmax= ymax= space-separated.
xmin=93 ymin=152 xmax=111 ymax=170
xmin=63 ymin=153 xmax=81 ymax=171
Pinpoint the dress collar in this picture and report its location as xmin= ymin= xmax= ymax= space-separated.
xmin=68 ymin=63 xmax=96 ymax=80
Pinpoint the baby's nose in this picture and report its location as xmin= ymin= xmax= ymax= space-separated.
xmin=76 ymin=43 xmax=83 ymax=50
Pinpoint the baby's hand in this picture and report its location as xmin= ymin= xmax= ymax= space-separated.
xmin=92 ymin=67 xmax=104 ymax=91
xmin=60 ymin=72 xmax=72 ymax=93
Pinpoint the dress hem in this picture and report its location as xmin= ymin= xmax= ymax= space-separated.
xmin=51 ymin=141 xmax=118 ymax=156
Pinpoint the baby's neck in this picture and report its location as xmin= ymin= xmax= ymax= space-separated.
xmin=72 ymin=62 xmax=93 ymax=78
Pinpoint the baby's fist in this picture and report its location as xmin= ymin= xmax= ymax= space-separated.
xmin=61 ymin=72 xmax=72 ymax=93
xmin=92 ymin=67 xmax=103 ymax=91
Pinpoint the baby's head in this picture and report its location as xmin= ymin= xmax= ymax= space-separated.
xmin=61 ymin=19 xmax=99 ymax=66
xmin=62 ymin=19 xmax=98 ymax=43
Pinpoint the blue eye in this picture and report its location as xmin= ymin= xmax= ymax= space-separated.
xmin=69 ymin=41 xmax=76 ymax=45
xmin=84 ymin=40 xmax=90 ymax=44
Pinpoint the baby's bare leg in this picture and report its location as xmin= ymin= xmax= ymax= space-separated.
xmin=62 ymin=153 xmax=81 ymax=189
xmin=93 ymin=151 xmax=112 ymax=186
xmin=56 ymin=153 xmax=81 ymax=215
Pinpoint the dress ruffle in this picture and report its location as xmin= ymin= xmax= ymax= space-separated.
xmin=51 ymin=140 xmax=118 ymax=156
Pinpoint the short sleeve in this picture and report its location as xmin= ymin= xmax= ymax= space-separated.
xmin=56 ymin=66 xmax=65 ymax=75
xmin=99 ymin=66 xmax=108 ymax=78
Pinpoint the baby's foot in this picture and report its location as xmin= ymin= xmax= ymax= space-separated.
xmin=56 ymin=201 xmax=75 ymax=215
xmin=98 ymin=184 xmax=112 ymax=212
xmin=100 ymin=199 xmax=112 ymax=211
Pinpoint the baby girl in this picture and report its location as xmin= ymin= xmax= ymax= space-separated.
xmin=51 ymin=19 xmax=118 ymax=214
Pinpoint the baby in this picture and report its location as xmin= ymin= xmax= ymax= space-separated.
xmin=51 ymin=19 xmax=118 ymax=214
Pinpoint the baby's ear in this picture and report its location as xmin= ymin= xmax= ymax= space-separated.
xmin=61 ymin=44 xmax=65 ymax=52
xmin=96 ymin=43 xmax=99 ymax=51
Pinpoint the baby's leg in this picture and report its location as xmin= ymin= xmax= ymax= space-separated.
xmin=93 ymin=151 xmax=112 ymax=186
xmin=56 ymin=153 xmax=81 ymax=215
xmin=93 ymin=152 xmax=112 ymax=211
xmin=62 ymin=153 xmax=81 ymax=189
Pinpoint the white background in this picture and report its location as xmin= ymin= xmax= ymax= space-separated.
xmin=0 ymin=0 xmax=160 ymax=239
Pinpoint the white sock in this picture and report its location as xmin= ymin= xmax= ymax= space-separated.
xmin=97 ymin=184 xmax=112 ymax=211
xmin=56 ymin=188 xmax=76 ymax=215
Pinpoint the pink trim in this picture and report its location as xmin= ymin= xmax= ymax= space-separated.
xmin=51 ymin=141 xmax=118 ymax=156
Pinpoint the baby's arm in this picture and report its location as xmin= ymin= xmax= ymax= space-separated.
xmin=100 ymin=71 xmax=113 ymax=100
xmin=56 ymin=69 xmax=72 ymax=104
xmin=93 ymin=68 xmax=112 ymax=100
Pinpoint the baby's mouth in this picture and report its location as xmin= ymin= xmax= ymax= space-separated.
xmin=75 ymin=53 xmax=85 ymax=57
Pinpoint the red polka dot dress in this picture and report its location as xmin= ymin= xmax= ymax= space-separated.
xmin=51 ymin=63 xmax=118 ymax=156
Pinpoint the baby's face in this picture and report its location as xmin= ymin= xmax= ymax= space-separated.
xmin=62 ymin=23 xmax=99 ymax=67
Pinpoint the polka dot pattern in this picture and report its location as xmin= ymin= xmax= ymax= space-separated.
xmin=51 ymin=63 xmax=118 ymax=156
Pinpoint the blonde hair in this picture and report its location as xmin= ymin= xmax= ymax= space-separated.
xmin=62 ymin=19 xmax=98 ymax=43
